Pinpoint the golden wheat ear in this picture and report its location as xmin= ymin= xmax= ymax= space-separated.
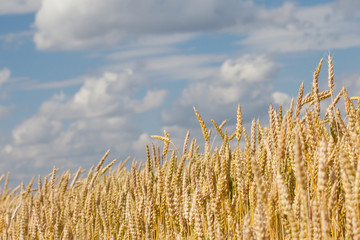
xmin=295 ymin=82 xmax=304 ymax=118
xmin=328 ymin=53 xmax=334 ymax=92
xmin=312 ymin=58 xmax=323 ymax=117
xmin=151 ymin=132 xmax=170 ymax=159
xmin=236 ymin=104 xmax=242 ymax=143
xmin=193 ymin=106 xmax=209 ymax=142
xmin=211 ymin=119 xmax=225 ymax=140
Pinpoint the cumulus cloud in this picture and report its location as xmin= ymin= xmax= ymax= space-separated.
xmin=162 ymin=54 xmax=280 ymax=133
xmin=132 ymin=89 xmax=168 ymax=113
xmin=33 ymin=0 xmax=256 ymax=50
xmin=103 ymin=53 xmax=225 ymax=86
xmin=238 ymin=2 xmax=360 ymax=52
xmin=3 ymin=69 xmax=168 ymax=180
xmin=272 ymin=92 xmax=291 ymax=109
xmin=132 ymin=133 xmax=151 ymax=158
xmin=32 ymin=0 xmax=360 ymax=53
xmin=338 ymin=74 xmax=360 ymax=97
xmin=220 ymin=55 xmax=278 ymax=83
xmin=157 ymin=55 xmax=294 ymax=155
xmin=13 ymin=116 xmax=62 ymax=145
xmin=0 ymin=0 xmax=41 ymax=15
xmin=37 ymin=71 xmax=153 ymax=119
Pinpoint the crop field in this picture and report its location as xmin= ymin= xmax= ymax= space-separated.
xmin=0 ymin=55 xmax=360 ymax=239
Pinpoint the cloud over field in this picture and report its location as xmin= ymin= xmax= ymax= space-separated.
xmin=1 ymin=53 xmax=292 ymax=182
xmin=33 ymin=0 xmax=255 ymax=50
xmin=33 ymin=0 xmax=360 ymax=52
xmin=161 ymin=54 xmax=289 ymax=146
xmin=2 ymin=70 xmax=167 ymax=176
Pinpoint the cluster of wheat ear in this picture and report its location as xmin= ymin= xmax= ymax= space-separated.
xmin=1 ymin=55 xmax=360 ymax=239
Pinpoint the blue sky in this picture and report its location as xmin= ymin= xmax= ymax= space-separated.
xmin=1 ymin=0 xmax=360 ymax=186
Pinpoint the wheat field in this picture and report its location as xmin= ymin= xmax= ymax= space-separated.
xmin=0 ymin=55 xmax=360 ymax=239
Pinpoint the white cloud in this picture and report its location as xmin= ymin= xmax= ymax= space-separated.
xmin=180 ymin=55 xmax=278 ymax=106
xmin=0 ymin=68 xmax=11 ymax=87
xmin=178 ymin=82 xmax=242 ymax=106
xmin=132 ymin=133 xmax=151 ymax=158
xmin=13 ymin=116 xmax=62 ymax=145
xmin=31 ymin=0 xmax=360 ymax=52
xmin=145 ymin=54 xmax=224 ymax=80
xmin=132 ymin=89 xmax=168 ymax=113
xmin=0 ymin=0 xmax=41 ymax=15
xmin=103 ymin=54 xmax=225 ymax=84
xmin=220 ymin=55 xmax=278 ymax=83
xmin=272 ymin=92 xmax=291 ymax=108
xmin=338 ymin=74 xmax=360 ymax=97
xmin=37 ymin=71 xmax=149 ymax=119
xmin=3 ymin=69 xmax=167 ymax=177
xmin=162 ymin=54 xmax=280 ymax=133
xmin=237 ymin=2 xmax=360 ymax=52
xmin=33 ymin=0 xmax=256 ymax=50
xmin=158 ymin=55 xmax=292 ymax=157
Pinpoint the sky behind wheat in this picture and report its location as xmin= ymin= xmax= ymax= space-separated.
xmin=1 ymin=0 xmax=360 ymax=185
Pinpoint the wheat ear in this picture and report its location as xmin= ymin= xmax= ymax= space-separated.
xmin=193 ymin=106 xmax=210 ymax=142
